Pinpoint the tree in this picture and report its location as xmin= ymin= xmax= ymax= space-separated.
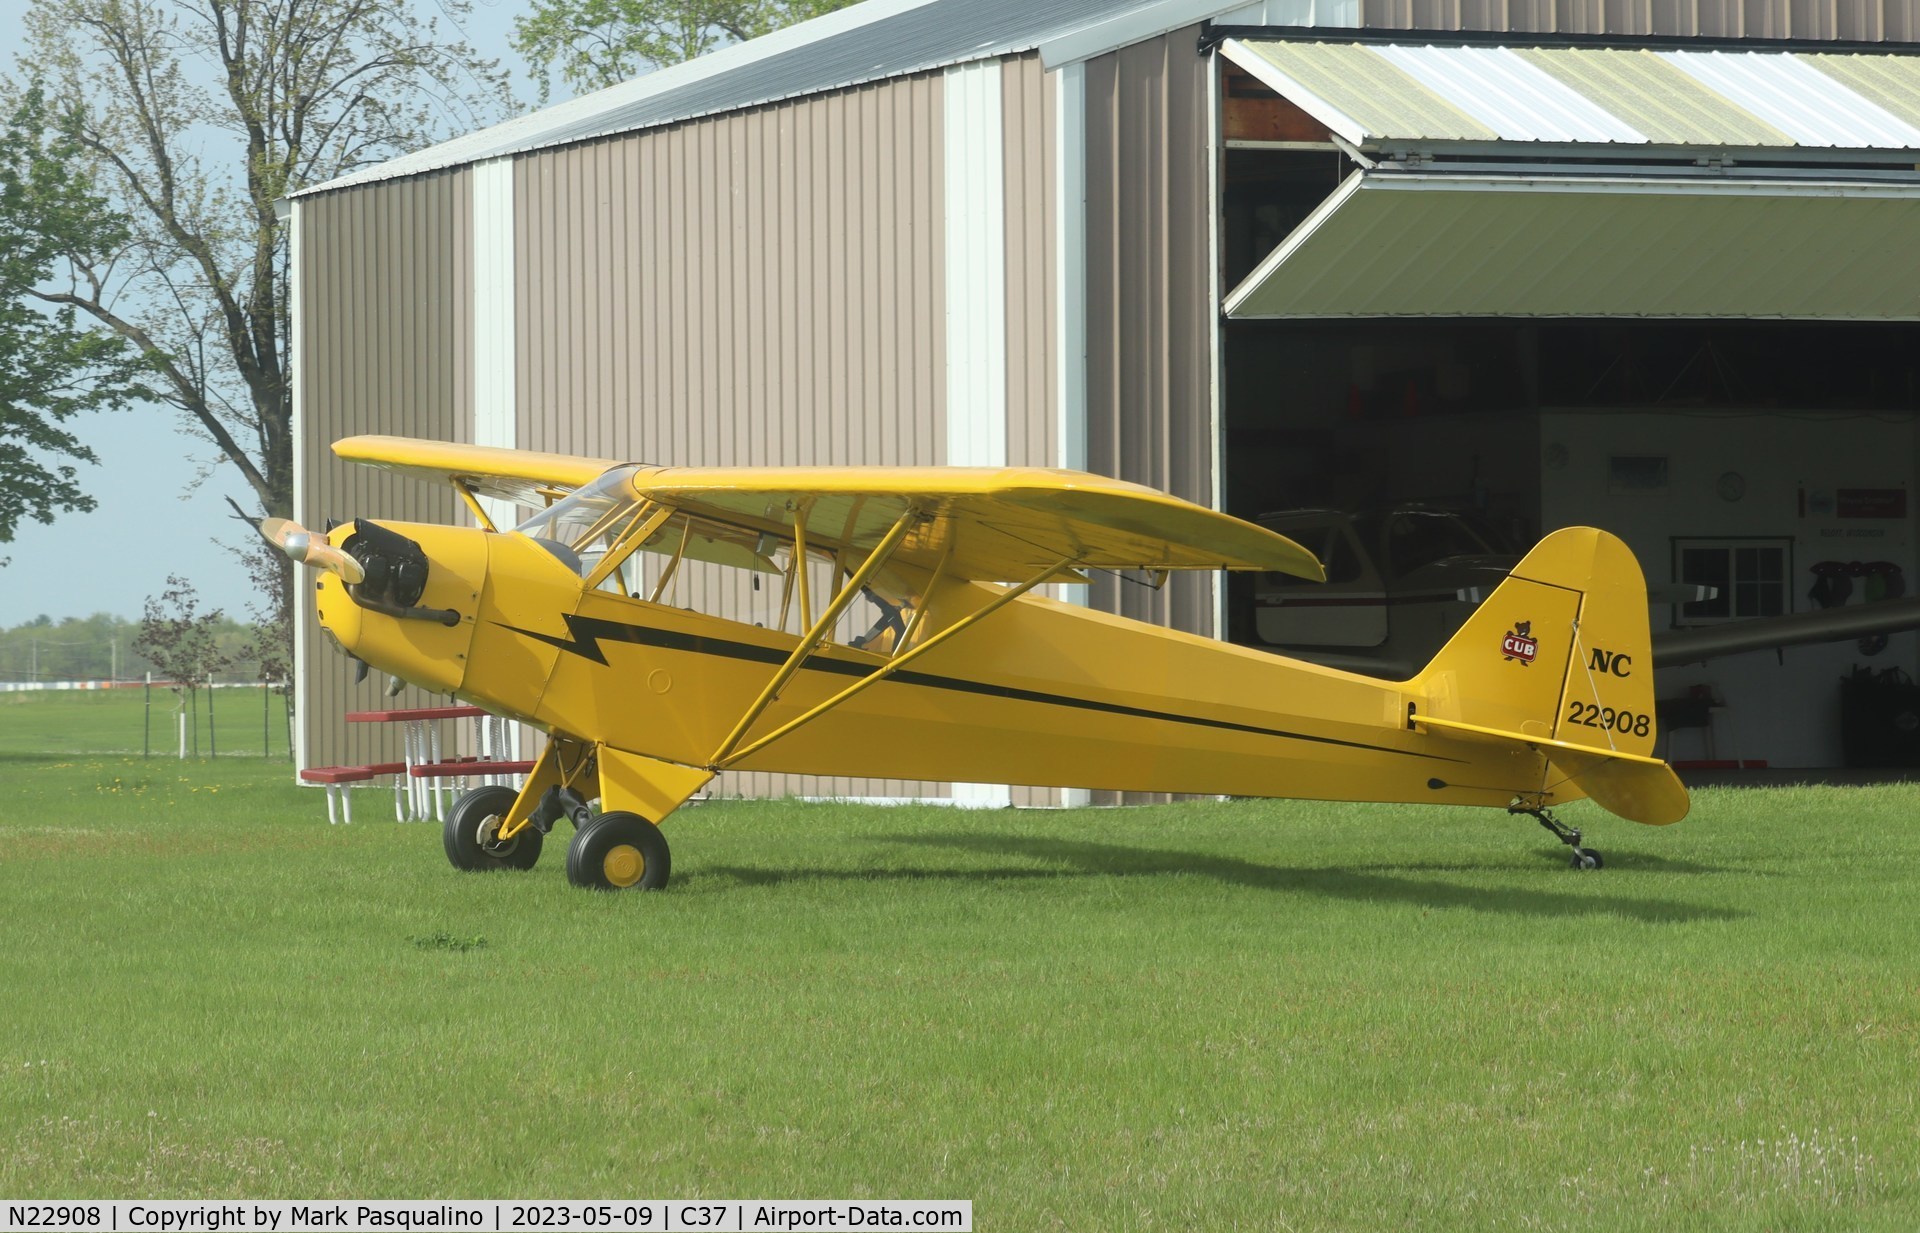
xmin=10 ymin=0 xmax=513 ymax=528
xmin=0 ymin=86 xmax=152 ymax=556
xmin=513 ymin=0 xmax=858 ymax=102
xmin=134 ymin=573 xmax=231 ymax=754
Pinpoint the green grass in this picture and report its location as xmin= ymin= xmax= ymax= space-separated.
xmin=0 ymin=748 xmax=1915 ymax=1228
xmin=0 ymin=687 xmax=291 ymax=759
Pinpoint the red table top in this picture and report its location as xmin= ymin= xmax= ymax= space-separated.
xmin=345 ymin=706 xmax=487 ymax=723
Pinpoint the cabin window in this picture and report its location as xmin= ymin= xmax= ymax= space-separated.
xmin=511 ymin=466 xmax=645 ymax=578
xmin=576 ymin=506 xmax=909 ymax=652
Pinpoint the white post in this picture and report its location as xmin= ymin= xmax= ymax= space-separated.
xmin=177 ymin=711 xmax=187 ymax=759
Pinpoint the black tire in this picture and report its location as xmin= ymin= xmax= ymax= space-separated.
xmin=1570 ymin=848 xmax=1604 ymax=870
xmin=566 ymin=811 xmax=670 ymax=891
xmin=443 ymin=784 xmax=543 ymax=872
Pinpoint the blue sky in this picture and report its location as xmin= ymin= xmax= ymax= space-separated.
xmin=0 ymin=0 xmax=546 ymax=625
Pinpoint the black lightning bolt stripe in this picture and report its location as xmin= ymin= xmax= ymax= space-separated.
xmin=497 ymin=612 xmax=1462 ymax=763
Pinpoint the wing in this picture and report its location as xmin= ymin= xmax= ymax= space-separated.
xmin=333 ymin=435 xmax=621 ymax=507
xmin=331 ymin=438 xmax=1323 ymax=583
xmin=622 ymin=465 xmax=1325 ymax=582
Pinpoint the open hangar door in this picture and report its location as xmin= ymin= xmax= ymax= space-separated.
xmin=1212 ymin=33 xmax=1920 ymax=768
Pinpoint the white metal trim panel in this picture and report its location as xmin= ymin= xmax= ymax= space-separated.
xmin=943 ymin=59 xmax=1014 ymax=810
xmin=469 ymin=157 xmax=521 ymax=762
xmin=471 ymin=158 xmax=519 ymax=534
xmin=944 ymin=60 xmax=1010 ymax=470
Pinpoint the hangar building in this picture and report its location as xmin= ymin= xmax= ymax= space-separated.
xmin=289 ymin=0 xmax=1920 ymax=796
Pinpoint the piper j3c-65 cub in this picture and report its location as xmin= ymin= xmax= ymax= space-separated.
xmin=267 ymin=436 xmax=1689 ymax=891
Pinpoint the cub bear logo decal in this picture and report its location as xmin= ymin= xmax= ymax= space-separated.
xmin=1502 ymin=621 xmax=1538 ymax=666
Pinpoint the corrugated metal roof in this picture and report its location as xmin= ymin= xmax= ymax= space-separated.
xmin=1809 ymin=53 xmax=1920 ymax=132
xmin=1515 ymin=48 xmax=1791 ymax=146
xmin=1236 ymin=40 xmax=1497 ymax=140
xmin=1660 ymin=50 xmax=1920 ymax=146
xmin=1224 ymin=38 xmax=1920 ymax=149
xmin=1375 ymin=44 xmax=1646 ymax=141
xmin=1223 ymin=173 xmax=1920 ymax=318
xmin=298 ymin=0 xmax=1236 ymax=196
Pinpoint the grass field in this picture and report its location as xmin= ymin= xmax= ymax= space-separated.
xmin=1 ymin=696 xmax=1917 ymax=1228
xmin=0 ymin=686 xmax=291 ymax=759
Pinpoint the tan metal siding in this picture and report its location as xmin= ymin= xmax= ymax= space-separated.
xmin=1082 ymin=29 xmax=1215 ymax=639
xmin=512 ymin=72 xmax=949 ymax=803
xmin=297 ymin=170 xmax=473 ymax=772
xmin=1359 ymin=0 xmax=1920 ymax=38
xmin=1002 ymin=53 xmax=1058 ymax=472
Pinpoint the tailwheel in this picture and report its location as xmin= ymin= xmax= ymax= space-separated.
xmin=567 ymin=811 xmax=671 ymax=891
xmin=1509 ymin=801 xmax=1602 ymax=871
xmin=444 ymin=784 xmax=543 ymax=872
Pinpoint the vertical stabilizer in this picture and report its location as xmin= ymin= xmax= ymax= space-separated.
xmin=1414 ymin=528 xmax=1687 ymax=825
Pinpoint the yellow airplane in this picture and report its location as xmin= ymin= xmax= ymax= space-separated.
xmin=270 ymin=435 xmax=1688 ymax=891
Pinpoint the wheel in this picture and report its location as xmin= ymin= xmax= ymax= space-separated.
xmin=443 ymin=784 xmax=543 ymax=872
xmin=1570 ymin=847 xmax=1604 ymax=870
xmin=566 ymin=811 xmax=670 ymax=891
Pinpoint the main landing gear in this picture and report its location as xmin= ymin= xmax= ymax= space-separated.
xmin=1510 ymin=801 xmax=1604 ymax=870
xmin=443 ymin=783 xmax=673 ymax=890
xmin=566 ymin=812 xmax=671 ymax=891
xmin=444 ymin=785 xmax=543 ymax=871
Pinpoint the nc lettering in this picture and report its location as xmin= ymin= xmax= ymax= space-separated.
xmin=1589 ymin=649 xmax=1632 ymax=677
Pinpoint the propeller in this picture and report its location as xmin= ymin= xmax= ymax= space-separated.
xmin=258 ymin=515 xmax=367 ymax=584
xmin=226 ymin=497 xmax=381 ymax=686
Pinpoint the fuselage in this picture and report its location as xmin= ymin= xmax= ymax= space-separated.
xmin=315 ymin=521 xmax=1555 ymax=812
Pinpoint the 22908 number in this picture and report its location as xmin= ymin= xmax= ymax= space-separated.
xmin=1566 ymin=701 xmax=1650 ymax=737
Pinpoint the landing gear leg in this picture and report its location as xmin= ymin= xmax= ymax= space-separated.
xmin=1510 ymin=800 xmax=1603 ymax=870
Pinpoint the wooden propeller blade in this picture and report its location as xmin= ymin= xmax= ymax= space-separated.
xmin=260 ymin=517 xmax=366 ymax=584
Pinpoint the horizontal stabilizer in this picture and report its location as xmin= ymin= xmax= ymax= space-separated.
xmin=1415 ymin=713 xmax=1689 ymax=826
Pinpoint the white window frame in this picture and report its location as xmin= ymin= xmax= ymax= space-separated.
xmin=1672 ymin=536 xmax=1793 ymax=626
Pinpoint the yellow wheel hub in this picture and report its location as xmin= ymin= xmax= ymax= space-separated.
xmin=602 ymin=843 xmax=646 ymax=888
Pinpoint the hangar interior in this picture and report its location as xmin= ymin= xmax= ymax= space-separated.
xmin=1212 ymin=35 xmax=1920 ymax=767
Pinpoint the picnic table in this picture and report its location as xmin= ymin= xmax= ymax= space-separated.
xmin=338 ymin=705 xmax=524 ymax=822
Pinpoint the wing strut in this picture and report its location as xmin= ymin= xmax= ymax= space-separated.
xmin=711 ymin=553 xmax=1075 ymax=771
xmin=710 ymin=508 xmax=920 ymax=764
xmin=451 ymin=479 xmax=497 ymax=532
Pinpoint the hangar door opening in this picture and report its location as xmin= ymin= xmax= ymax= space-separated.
xmin=1212 ymin=34 xmax=1920 ymax=768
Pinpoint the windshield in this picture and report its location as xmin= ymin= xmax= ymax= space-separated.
xmin=512 ymin=466 xmax=643 ymax=555
xmin=1378 ymin=510 xmax=1498 ymax=579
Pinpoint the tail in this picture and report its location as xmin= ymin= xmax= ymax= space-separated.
xmin=1412 ymin=527 xmax=1689 ymax=826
